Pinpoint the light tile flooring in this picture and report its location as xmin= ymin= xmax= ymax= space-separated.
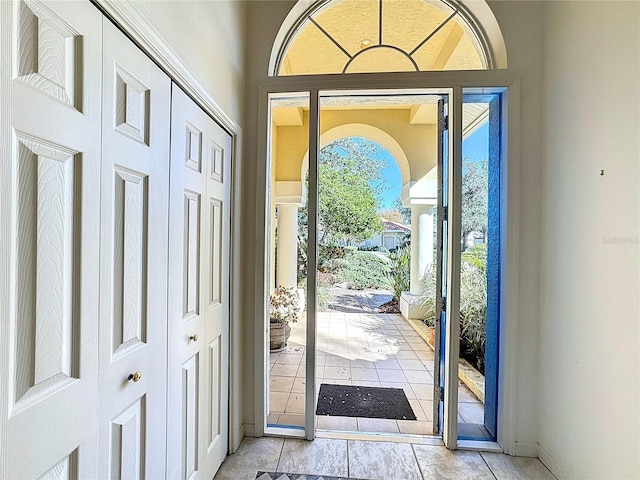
xmin=268 ymin=311 xmax=485 ymax=435
xmin=214 ymin=437 xmax=557 ymax=480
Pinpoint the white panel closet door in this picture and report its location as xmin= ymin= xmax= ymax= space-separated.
xmin=5 ymin=1 xmax=102 ymax=478
xmin=167 ymin=86 xmax=231 ymax=480
xmin=97 ymin=19 xmax=171 ymax=479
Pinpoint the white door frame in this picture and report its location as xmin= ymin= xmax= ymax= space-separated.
xmin=255 ymin=71 xmax=521 ymax=453
xmin=93 ymin=0 xmax=245 ymax=454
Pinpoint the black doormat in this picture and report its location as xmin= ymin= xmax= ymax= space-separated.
xmin=315 ymin=383 xmax=416 ymax=420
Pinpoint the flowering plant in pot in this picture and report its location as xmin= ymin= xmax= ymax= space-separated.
xmin=269 ymin=286 xmax=303 ymax=351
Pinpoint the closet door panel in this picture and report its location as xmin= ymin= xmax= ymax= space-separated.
xmin=98 ymin=19 xmax=171 ymax=480
xmin=168 ymin=85 xmax=232 ymax=480
xmin=5 ymin=1 xmax=102 ymax=478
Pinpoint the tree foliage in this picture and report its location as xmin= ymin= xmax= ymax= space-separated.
xmin=317 ymin=164 xmax=382 ymax=243
xmin=461 ymin=159 xmax=488 ymax=251
xmin=392 ymin=197 xmax=412 ymax=225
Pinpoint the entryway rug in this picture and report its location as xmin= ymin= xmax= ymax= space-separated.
xmin=256 ymin=473 xmax=363 ymax=480
xmin=315 ymin=383 xmax=416 ymax=420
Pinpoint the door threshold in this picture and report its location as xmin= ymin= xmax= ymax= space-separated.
xmin=316 ymin=429 xmax=444 ymax=445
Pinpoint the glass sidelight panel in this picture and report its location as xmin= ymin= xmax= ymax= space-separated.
xmin=456 ymin=92 xmax=501 ymax=441
xmin=266 ymin=92 xmax=310 ymax=432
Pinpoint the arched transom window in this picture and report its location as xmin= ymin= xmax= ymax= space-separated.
xmin=275 ymin=0 xmax=494 ymax=76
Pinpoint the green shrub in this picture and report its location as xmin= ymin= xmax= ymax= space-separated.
xmin=386 ymin=245 xmax=411 ymax=301
xmin=418 ymin=250 xmax=488 ymax=373
xmin=297 ymin=277 xmax=332 ymax=312
xmin=337 ymin=251 xmax=390 ymax=290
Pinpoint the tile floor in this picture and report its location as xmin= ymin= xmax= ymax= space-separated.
xmin=268 ymin=310 xmax=485 ymax=435
xmin=213 ymin=437 xmax=557 ymax=480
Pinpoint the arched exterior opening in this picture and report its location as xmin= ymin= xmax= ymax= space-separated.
xmin=269 ymin=0 xmax=508 ymax=76
xmin=300 ymin=124 xmax=411 ymax=184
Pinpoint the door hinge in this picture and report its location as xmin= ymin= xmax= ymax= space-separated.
xmin=439 ymin=115 xmax=449 ymax=131
xmin=438 ymin=205 xmax=448 ymax=221
xmin=437 ymin=297 xmax=446 ymax=313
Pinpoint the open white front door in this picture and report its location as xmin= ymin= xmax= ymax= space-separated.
xmin=167 ymin=85 xmax=231 ymax=480
xmin=97 ymin=19 xmax=171 ymax=479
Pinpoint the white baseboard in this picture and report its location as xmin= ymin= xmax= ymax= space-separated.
xmin=243 ymin=423 xmax=255 ymax=437
xmin=230 ymin=425 xmax=245 ymax=453
xmin=513 ymin=441 xmax=539 ymax=457
xmin=538 ymin=444 xmax=573 ymax=480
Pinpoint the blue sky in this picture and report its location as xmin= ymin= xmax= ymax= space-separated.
xmin=375 ymin=122 xmax=490 ymax=210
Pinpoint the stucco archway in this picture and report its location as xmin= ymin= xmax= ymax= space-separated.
xmin=300 ymin=123 xmax=411 ymax=185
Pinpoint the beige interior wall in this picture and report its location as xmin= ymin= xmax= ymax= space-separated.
xmin=539 ymin=2 xmax=639 ymax=478
xmin=243 ymin=0 xmax=546 ymax=449
xmin=131 ymin=0 xmax=247 ymax=123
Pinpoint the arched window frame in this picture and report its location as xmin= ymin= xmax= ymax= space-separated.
xmin=269 ymin=0 xmax=508 ymax=77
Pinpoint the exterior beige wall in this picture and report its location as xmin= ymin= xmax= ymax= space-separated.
xmin=274 ymin=109 xmax=436 ymax=183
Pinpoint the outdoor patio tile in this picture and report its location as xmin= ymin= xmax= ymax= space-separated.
xmin=394 ymin=350 xmax=419 ymax=360
xmin=270 ymin=376 xmax=295 ymax=393
xmin=350 ymin=368 xmax=379 ymax=381
xmin=408 ymin=398 xmax=428 ymax=421
xmin=319 ymin=378 xmax=352 ymax=387
xmin=323 ymin=366 xmax=351 ymax=380
xmin=350 ymin=359 xmax=376 ymax=369
xmin=267 ymin=412 xmax=280 ymax=424
xmin=277 ymin=413 xmax=305 ymax=427
xmin=277 ymin=353 xmax=304 ymax=365
xmin=459 ymin=383 xmax=480 ymax=402
xmin=377 ymin=369 xmax=407 ymax=383
xmin=282 ymin=345 xmax=305 ymax=354
xmin=277 ymin=438 xmax=348 ymax=478
xmin=352 ymin=380 xmax=381 ymax=388
xmin=418 ymin=400 xmax=434 ymax=421
xmin=374 ymin=358 xmax=401 ymax=369
xmin=403 ymin=369 xmax=433 ymax=384
xmin=397 ymin=420 xmax=435 ymax=435
xmin=324 ymin=356 xmax=350 ymax=367
xmin=284 ymin=392 xmax=306 ymax=414
xmin=348 ymin=440 xmax=421 ymax=480
xmin=317 ymin=415 xmax=358 ymax=431
xmin=397 ymin=359 xmax=428 ymax=371
xmin=291 ymin=377 xmax=306 ymax=393
xmin=270 ymin=364 xmax=299 ymax=377
xmin=410 ymin=342 xmax=429 ymax=351
xmin=356 ymin=417 xmax=400 ymax=433
xmin=458 ymin=401 xmax=484 ymax=424
xmin=269 ymin=391 xmax=289 ymax=412
xmin=481 ymin=452 xmax=556 ymax=480
xmin=411 ymin=383 xmax=434 ymax=401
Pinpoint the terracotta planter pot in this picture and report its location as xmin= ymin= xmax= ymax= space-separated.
xmin=269 ymin=320 xmax=292 ymax=352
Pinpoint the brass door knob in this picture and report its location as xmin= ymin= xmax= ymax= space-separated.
xmin=128 ymin=372 xmax=142 ymax=382
xmin=189 ymin=334 xmax=199 ymax=342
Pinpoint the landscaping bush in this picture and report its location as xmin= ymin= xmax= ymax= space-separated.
xmin=386 ymin=245 xmax=411 ymax=301
xmin=418 ymin=250 xmax=487 ymax=374
xmin=297 ymin=277 xmax=332 ymax=312
xmin=337 ymin=251 xmax=390 ymax=290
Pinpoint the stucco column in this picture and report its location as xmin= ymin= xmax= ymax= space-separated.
xmin=410 ymin=204 xmax=436 ymax=295
xmin=276 ymin=204 xmax=299 ymax=288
